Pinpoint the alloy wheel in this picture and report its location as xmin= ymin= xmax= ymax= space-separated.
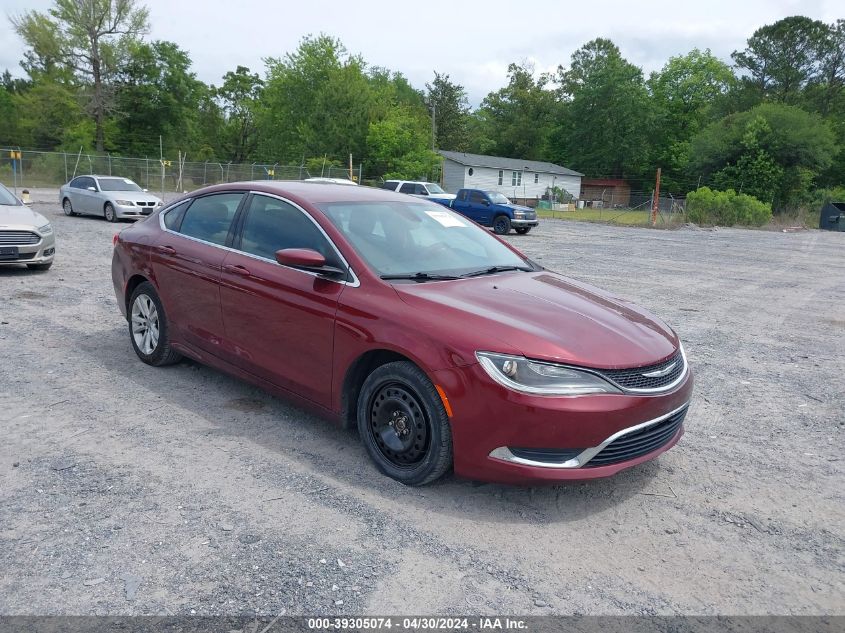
xmin=131 ymin=294 xmax=160 ymax=355
xmin=63 ymin=199 xmax=73 ymax=216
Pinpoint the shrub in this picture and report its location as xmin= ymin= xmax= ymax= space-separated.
xmin=686 ymin=186 xmax=772 ymax=227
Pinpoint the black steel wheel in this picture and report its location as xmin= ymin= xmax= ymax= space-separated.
xmin=357 ymin=361 xmax=452 ymax=486
xmin=493 ymin=215 xmax=511 ymax=235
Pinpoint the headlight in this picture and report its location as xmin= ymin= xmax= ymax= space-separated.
xmin=476 ymin=351 xmax=621 ymax=396
xmin=514 ymin=211 xmax=525 ymax=218
xmin=156 ymin=200 xmax=163 ymax=206
xmin=115 ymin=200 xmax=135 ymax=206
xmin=37 ymin=223 xmax=52 ymax=235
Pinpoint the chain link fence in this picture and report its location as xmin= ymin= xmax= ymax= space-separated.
xmin=0 ymin=148 xmax=367 ymax=193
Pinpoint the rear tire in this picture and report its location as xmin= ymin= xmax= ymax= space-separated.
xmin=493 ymin=215 xmax=511 ymax=235
xmin=104 ymin=202 xmax=118 ymax=222
xmin=357 ymin=361 xmax=453 ymax=486
xmin=62 ymin=198 xmax=76 ymax=216
xmin=515 ymin=227 xmax=532 ymax=235
xmin=128 ymin=282 xmax=181 ymax=366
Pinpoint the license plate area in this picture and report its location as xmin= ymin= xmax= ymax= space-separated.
xmin=0 ymin=246 xmax=19 ymax=260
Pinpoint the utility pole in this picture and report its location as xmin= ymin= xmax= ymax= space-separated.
xmin=651 ymin=167 xmax=662 ymax=227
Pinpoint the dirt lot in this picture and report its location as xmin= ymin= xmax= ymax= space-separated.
xmin=1 ymin=189 xmax=843 ymax=617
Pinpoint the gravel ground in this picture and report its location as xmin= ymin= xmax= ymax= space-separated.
xmin=1 ymin=189 xmax=843 ymax=617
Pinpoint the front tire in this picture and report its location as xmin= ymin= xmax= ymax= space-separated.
xmin=515 ymin=227 xmax=532 ymax=235
xmin=493 ymin=215 xmax=511 ymax=235
xmin=357 ymin=361 xmax=453 ymax=486
xmin=62 ymin=198 xmax=76 ymax=216
xmin=128 ymin=282 xmax=181 ymax=366
xmin=104 ymin=202 xmax=118 ymax=222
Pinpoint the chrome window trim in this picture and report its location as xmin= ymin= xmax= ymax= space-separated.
xmin=488 ymin=401 xmax=689 ymax=469
xmin=158 ymin=191 xmax=360 ymax=287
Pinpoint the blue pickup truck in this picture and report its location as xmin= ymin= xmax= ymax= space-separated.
xmin=434 ymin=189 xmax=538 ymax=235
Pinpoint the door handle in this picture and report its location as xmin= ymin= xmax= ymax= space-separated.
xmin=158 ymin=245 xmax=176 ymax=255
xmin=223 ymin=264 xmax=252 ymax=277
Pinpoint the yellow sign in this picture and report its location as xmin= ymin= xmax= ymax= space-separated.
xmin=352 ymin=175 xmax=358 ymax=182
xmin=160 ymin=159 xmax=172 ymax=167
xmin=267 ymin=169 xmax=275 ymax=177
xmin=9 ymin=150 xmax=21 ymax=160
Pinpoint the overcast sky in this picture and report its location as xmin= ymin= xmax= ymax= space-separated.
xmin=1 ymin=0 xmax=841 ymax=105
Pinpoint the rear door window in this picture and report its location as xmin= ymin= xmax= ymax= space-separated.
xmin=177 ymin=193 xmax=244 ymax=246
xmin=399 ymin=183 xmax=416 ymax=194
xmin=470 ymin=191 xmax=487 ymax=205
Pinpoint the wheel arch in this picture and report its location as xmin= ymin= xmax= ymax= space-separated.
xmin=340 ymin=349 xmax=420 ymax=429
xmin=124 ymin=274 xmax=151 ymax=317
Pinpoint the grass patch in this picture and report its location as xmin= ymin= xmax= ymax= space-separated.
xmin=536 ymin=208 xmax=683 ymax=227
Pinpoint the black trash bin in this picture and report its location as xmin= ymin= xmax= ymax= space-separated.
xmin=819 ymin=202 xmax=845 ymax=231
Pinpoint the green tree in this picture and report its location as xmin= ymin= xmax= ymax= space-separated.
xmin=477 ymin=62 xmax=555 ymax=160
xmin=11 ymin=0 xmax=149 ymax=151
xmin=366 ymin=106 xmax=439 ymax=179
xmin=115 ymin=40 xmax=204 ymax=156
xmin=690 ymin=103 xmax=836 ymax=206
xmin=425 ymin=72 xmax=470 ymax=151
xmin=257 ymin=35 xmax=373 ymax=162
xmin=553 ymin=38 xmax=651 ymax=179
xmin=648 ymin=49 xmax=736 ymax=190
xmin=217 ymin=66 xmax=263 ymax=162
xmin=731 ymin=16 xmax=830 ymax=104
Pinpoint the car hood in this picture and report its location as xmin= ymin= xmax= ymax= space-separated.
xmin=102 ymin=191 xmax=162 ymax=203
xmin=505 ymin=204 xmax=533 ymax=213
xmin=393 ymin=271 xmax=678 ymax=368
xmin=0 ymin=205 xmax=49 ymax=229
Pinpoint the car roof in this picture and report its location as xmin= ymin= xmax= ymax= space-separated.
xmin=190 ymin=180 xmax=424 ymax=205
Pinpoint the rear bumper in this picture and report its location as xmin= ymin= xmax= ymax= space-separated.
xmin=433 ymin=362 xmax=693 ymax=484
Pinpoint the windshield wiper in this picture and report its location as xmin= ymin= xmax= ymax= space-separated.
xmin=461 ymin=265 xmax=533 ymax=278
xmin=380 ymin=272 xmax=461 ymax=282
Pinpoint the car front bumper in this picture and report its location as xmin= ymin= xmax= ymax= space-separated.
xmin=114 ymin=203 xmax=160 ymax=219
xmin=510 ymin=218 xmax=539 ymax=228
xmin=0 ymin=230 xmax=56 ymax=266
xmin=433 ymin=361 xmax=693 ymax=484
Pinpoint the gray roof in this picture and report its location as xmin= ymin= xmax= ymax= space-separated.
xmin=438 ymin=150 xmax=583 ymax=177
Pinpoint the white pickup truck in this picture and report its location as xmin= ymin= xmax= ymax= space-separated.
xmin=380 ymin=180 xmax=456 ymax=201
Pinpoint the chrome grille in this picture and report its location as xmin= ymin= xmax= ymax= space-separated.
xmin=0 ymin=230 xmax=40 ymax=245
xmin=595 ymin=350 xmax=685 ymax=391
xmin=586 ymin=406 xmax=687 ymax=467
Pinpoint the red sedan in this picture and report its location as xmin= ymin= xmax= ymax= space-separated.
xmin=111 ymin=182 xmax=692 ymax=485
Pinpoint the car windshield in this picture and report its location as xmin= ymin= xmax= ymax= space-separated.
xmin=487 ymin=192 xmax=511 ymax=204
xmin=0 ymin=184 xmax=21 ymax=206
xmin=425 ymin=183 xmax=446 ymax=194
xmin=319 ymin=200 xmax=530 ymax=278
xmin=97 ymin=177 xmax=142 ymax=192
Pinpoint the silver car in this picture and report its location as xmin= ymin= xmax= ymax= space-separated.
xmin=0 ymin=182 xmax=56 ymax=270
xmin=59 ymin=174 xmax=163 ymax=222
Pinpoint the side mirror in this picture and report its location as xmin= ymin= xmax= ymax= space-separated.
xmin=275 ymin=248 xmax=345 ymax=278
xmin=87 ymin=186 xmax=97 ymax=192
xmin=482 ymin=199 xmax=490 ymax=206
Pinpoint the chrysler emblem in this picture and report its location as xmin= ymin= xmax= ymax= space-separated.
xmin=642 ymin=362 xmax=677 ymax=378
